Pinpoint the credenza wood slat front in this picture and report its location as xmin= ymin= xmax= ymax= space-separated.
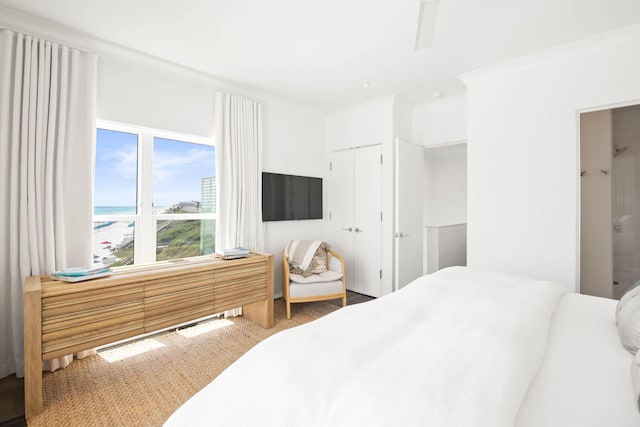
xmin=24 ymin=253 xmax=274 ymax=419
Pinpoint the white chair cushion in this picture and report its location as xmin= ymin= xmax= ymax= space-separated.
xmin=289 ymin=280 xmax=344 ymax=298
xmin=289 ymin=270 xmax=343 ymax=284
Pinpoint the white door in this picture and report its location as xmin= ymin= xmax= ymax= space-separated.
xmin=580 ymin=110 xmax=613 ymax=298
xmin=394 ymin=138 xmax=425 ymax=290
xmin=330 ymin=150 xmax=355 ymax=288
xmin=354 ymin=145 xmax=382 ymax=297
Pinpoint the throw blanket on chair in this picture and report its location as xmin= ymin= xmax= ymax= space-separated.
xmin=284 ymin=240 xmax=328 ymax=276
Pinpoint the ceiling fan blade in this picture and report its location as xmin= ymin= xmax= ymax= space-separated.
xmin=415 ymin=0 xmax=439 ymax=50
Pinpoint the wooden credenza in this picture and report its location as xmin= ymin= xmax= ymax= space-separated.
xmin=23 ymin=252 xmax=274 ymax=419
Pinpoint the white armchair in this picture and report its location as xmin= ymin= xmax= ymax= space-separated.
xmin=282 ymin=247 xmax=346 ymax=319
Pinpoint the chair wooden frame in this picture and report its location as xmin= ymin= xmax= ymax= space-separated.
xmin=282 ymin=248 xmax=347 ymax=319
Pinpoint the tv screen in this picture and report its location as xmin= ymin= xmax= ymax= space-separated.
xmin=262 ymin=172 xmax=323 ymax=221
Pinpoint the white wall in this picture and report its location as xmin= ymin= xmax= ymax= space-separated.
xmin=413 ymin=96 xmax=468 ymax=230
xmin=393 ymin=98 xmax=414 ymax=143
xmin=262 ymin=99 xmax=329 ymax=297
xmin=98 ymin=59 xmax=215 ymax=137
xmin=326 ymin=96 xmax=394 ymax=151
xmin=413 ymin=97 xmax=468 ymax=274
xmin=421 ymin=144 xmax=467 ymax=274
xmin=98 ymin=58 xmax=328 ymax=298
xmin=413 ymin=94 xmax=467 ymax=147
xmin=461 ymin=25 xmax=640 ymax=290
xmin=425 ymin=144 xmax=468 ymax=227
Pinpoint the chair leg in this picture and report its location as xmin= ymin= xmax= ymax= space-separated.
xmin=342 ymin=294 xmax=347 ymax=307
xmin=286 ymin=300 xmax=291 ymax=319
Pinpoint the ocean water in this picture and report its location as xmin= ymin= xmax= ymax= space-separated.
xmin=94 ymin=206 xmax=169 ymax=216
xmin=94 ymin=206 xmax=136 ymax=216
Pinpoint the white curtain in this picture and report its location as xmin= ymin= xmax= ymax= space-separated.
xmin=214 ymin=91 xmax=264 ymax=251
xmin=214 ymin=92 xmax=264 ymax=317
xmin=0 ymin=29 xmax=97 ymax=378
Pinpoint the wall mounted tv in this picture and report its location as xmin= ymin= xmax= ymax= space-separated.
xmin=262 ymin=172 xmax=323 ymax=221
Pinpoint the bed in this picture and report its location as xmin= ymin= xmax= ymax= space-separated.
xmin=164 ymin=267 xmax=639 ymax=426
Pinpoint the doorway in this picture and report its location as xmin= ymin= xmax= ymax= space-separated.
xmin=580 ymin=105 xmax=640 ymax=299
xmin=423 ymin=143 xmax=467 ymax=275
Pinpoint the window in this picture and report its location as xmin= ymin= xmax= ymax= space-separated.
xmin=94 ymin=122 xmax=215 ymax=266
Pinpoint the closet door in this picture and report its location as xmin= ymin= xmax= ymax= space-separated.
xmin=353 ymin=145 xmax=382 ymax=297
xmin=330 ymin=150 xmax=355 ymax=288
xmin=330 ymin=146 xmax=382 ymax=297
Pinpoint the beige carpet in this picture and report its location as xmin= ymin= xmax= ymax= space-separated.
xmin=28 ymin=299 xmax=338 ymax=427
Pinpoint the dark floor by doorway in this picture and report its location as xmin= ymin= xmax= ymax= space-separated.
xmin=0 ymin=374 xmax=25 ymax=427
xmin=329 ymin=290 xmax=375 ymax=306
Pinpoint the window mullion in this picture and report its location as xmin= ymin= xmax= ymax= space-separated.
xmin=139 ymin=131 xmax=155 ymax=263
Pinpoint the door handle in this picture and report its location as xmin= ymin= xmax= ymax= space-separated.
xmin=395 ymin=232 xmax=411 ymax=238
xmin=354 ymin=228 xmax=363 ymax=232
xmin=342 ymin=227 xmax=353 ymax=232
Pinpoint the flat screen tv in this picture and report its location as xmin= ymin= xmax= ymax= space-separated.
xmin=262 ymin=172 xmax=323 ymax=221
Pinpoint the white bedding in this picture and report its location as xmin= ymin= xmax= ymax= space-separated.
xmin=165 ymin=267 xmax=567 ymax=427
xmin=516 ymin=292 xmax=639 ymax=426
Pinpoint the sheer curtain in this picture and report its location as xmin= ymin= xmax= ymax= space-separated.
xmin=0 ymin=29 xmax=97 ymax=378
xmin=214 ymin=92 xmax=264 ymax=317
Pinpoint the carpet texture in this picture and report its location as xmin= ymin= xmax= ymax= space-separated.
xmin=28 ymin=299 xmax=338 ymax=427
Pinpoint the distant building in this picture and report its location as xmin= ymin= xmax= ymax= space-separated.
xmin=201 ymin=176 xmax=216 ymax=214
xmin=166 ymin=201 xmax=200 ymax=213
xmin=178 ymin=201 xmax=200 ymax=213
xmin=201 ymin=176 xmax=216 ymax=254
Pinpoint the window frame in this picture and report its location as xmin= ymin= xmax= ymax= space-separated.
xmin=94 ymin=120 xmax=216 ymax=265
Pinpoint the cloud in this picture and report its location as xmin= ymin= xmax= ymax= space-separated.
xmin=153 ymin=146 xmax=214 ymax=182
xmin=100 ymin=147 xmax=138 ymax=179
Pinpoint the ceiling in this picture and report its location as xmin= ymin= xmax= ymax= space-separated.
xmin=1 ymin=0 xmax=640 ymax=111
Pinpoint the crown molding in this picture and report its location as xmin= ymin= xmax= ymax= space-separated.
xmin=0 ymin=6 xmax=301 ymax=107
xmin=458 ymin=22 xmax=640 ymax=85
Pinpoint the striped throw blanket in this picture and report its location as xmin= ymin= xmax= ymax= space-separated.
xmin=285 ymin=240 xmax=329 ymax=276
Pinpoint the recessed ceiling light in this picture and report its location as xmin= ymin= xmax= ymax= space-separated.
xmin=362 ymin=82 xmax=370 ymax=88
xmin=432 ymin=91 xmax=443 ymax=98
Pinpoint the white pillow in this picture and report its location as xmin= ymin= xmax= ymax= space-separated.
xmin=618 ymin=292 xmax=640 ymax=354
xmin=617 ymin=281 xmax=640 ymax=325
xmin=632 ymin=351 xmax=640 ymax=413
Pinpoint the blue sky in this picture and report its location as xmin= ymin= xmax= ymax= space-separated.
xmin=95 ymin=129 xmax=215 ymax=207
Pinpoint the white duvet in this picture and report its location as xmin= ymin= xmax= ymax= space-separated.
xmin=165 ymin=267 xmax=567 ymax=427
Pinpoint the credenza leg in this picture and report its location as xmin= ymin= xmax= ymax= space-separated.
xmin=24 ymin=276 xmax=43 ymax=418
xmin=242 ymin=254 xmax=274 ymax=328
xmin=243 ymin=298 xmax=274 ymax=329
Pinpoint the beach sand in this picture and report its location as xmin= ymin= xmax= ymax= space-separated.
xmin=93 ymin=221 xmax=134 ymax=263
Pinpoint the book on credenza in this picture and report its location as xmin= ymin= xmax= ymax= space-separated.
xmin=215 ymin=247 xmax=250 ymax=259
xmin=51 ymin=264 xmax=113 ymax=282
